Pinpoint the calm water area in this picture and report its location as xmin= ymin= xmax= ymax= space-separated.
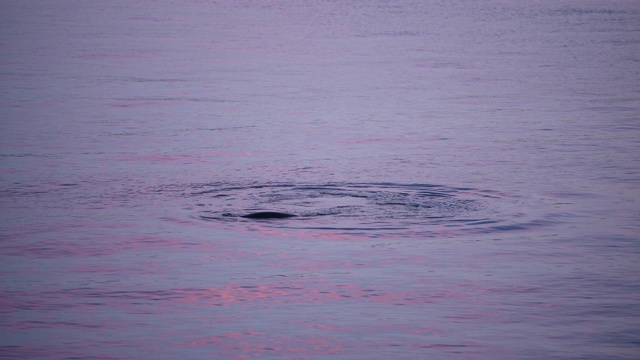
xmin=1 ymin=1 xmax=639 ymax=359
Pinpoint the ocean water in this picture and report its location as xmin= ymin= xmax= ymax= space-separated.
xmin=1 ymin=1 xmax=639 ymax=359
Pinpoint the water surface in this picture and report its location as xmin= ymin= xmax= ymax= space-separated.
xmin=1 ymin=1 xmax=639 ymax=359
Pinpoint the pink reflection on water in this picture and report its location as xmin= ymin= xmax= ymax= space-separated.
xmin=0 ymin=275 xmax=509 ymax=358
xmin=170 ymin=279 xmax=487 ymax=308
xmin=181 ymin=281 xmax=509 ymax=357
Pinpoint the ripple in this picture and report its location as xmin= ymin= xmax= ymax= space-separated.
xmin=184 ymin=182 xmax=557 ymax=238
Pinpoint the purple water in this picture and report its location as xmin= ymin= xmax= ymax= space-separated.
xmin=1 ymin=1 xmax=639 ymax=359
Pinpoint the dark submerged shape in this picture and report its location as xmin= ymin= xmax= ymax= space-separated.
xmin=240 ymin=211 xmax=298 ymax=219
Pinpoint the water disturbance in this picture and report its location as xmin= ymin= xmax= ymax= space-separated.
xmin=191 ymin=182 xmax=556 ymax=237
xmin=1 ymin=1 xmax=638 ymax=359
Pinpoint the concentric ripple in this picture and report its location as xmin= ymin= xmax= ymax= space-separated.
xmin=185 ymin=182 xmax=557 ymax=237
